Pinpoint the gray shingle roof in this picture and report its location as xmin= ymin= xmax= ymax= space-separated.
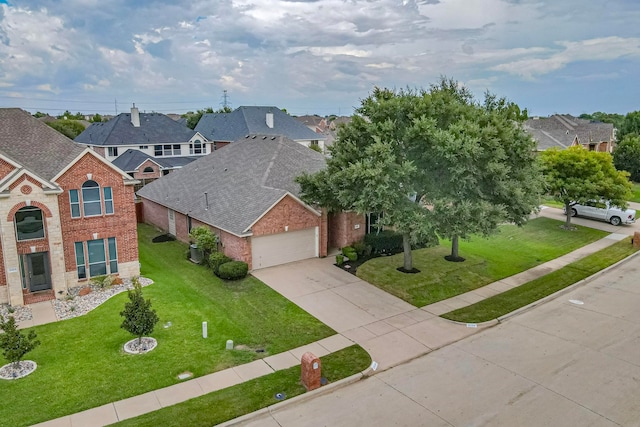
xmin=75 ymin=112 xmax=197 ymax=146
xmin=137 ymin=135 xmax=326 ymax=236
xmin=0 ymin=108 xmax=86 ymax=181
xmin=195 ymin=106 xmax=325 ymax=143
xmin=112 ymin=149 xmax=200 ymax=172
xmin=524 ymin=114 xmax=614 ymax=150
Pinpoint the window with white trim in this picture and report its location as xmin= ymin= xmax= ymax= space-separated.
xmin=108 ymin=147 xmax=119 ymax=157
xmin=190 ymin=139 xmax=203 ymax=155
xmin=154 ymin=144 xmax=181 ymax=156
xmin=74 ymin=238 xmax=118 ymax=279
xmin=69 ymin=181 xmax=114 ymax=218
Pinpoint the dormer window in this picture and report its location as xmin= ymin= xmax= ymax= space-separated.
xmin=190 ymin=139 xmax=203 ymax=155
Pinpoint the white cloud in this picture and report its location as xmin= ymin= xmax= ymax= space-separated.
xmin=492 ymin=37 xmax=640 ymax=79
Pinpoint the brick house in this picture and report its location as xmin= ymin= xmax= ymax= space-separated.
xmin=137 ymin=135 xmax=363 ymax=270
xmin=0 ymin=109 xmax=140 ymax=306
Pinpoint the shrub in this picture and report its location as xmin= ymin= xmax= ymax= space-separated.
xmin=336 ymin=254 xmax=345 ymax=265
xmin=189 ymin=226 xmax=219 ymax=265
xmin=209 ymin=252 xmax=232 ymax=275
xmin=90 ymin=274 xmax=116 ymax=289
xmin=342 ymin=247 xmax=358 ymax=261
xmin=0 ymin=315 xmax=40 ymax=369
xmin=352 ymin=241 xmax=372 ymax=257
xmin=364 ymin=230 xmax=404 ymax=254
xmin=120 ymin=277 xmax=159 ymax=346
xmin=217 ymin=261 xmax=249 ymax=280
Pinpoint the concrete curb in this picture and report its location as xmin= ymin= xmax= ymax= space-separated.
xmin=219 ymin=370 xmax=369 ymax=426
xmin=498 ymin=243 xmax=640 ymax=322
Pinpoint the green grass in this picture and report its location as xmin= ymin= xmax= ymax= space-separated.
xmin=442 ymin=237 xmax=639 ymax=323
xmin=0 ymin=224 xmax=335 ymax=427
xmin=112 ymin=345 xmax=371 ymax=427
xmin=539 ymin=195 xmax=564 ymax=209
xmin=630 ymin=182 xmax=640 ymax=203
xmin=356 ymin=218 xmax=608 ymax=307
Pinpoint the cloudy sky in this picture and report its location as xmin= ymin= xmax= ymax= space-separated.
xmin=0 ymin=0 xmax=639 ymax=117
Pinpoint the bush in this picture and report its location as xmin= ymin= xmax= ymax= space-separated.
xmin=364 ymin=230 xmax=404 ymax=254
xmin=90 ymin=274 xmax=116 ymax=289
xmin=209 ymin=252 xmax=232 ymax=275
xmin=217 ymin=261 xmax=249 ymax=280
xmin=342 ymin=247 xmax=358 ymax=261
xmin=352 ymin=241 xmax=372 ymax=257
xmin=336 ymin=254 xmax=345 ymax=265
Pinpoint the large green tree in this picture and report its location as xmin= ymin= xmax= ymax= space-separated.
xmin=297 ymin=79 xmax=542 ymax=269
xmin=613 ymin=134 xmax=640 ymax=182
xmin=619 ymin=110 xmax=640 ymax=140
xmin=539 ymin=146 xmax=631 ymax=228
xmin=578 ymin=112 xmax=625 ymax=130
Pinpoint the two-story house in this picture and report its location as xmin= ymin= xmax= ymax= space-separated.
xmin=75 ymin=105 xmax=209 ymax=186
xmin=195 ymin=106 xmax=327 ymax=152
xmin=0 ymin=108 xmax=140 ymax=306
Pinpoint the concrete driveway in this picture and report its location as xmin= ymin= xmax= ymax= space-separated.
xmin=238 ymin=255 xmax=640 ymax=427
xmin=252 ymin=257 xmax=489 ymax=371
xmin=538 ymin=205 xmax=640 ymax=235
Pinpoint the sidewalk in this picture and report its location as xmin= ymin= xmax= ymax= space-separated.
xmin=34 ymin=334 xmax=355 ymax=427
xmin=25 ymin=230 xmax=634 ymax=427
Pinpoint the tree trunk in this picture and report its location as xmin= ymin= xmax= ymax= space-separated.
xmin=451 ymin=235 xmax=459 ymax=259
xmin=564 ymin=201 xmax=573 ymax=228
xmin=402 ymin=232 xmax=413 ymax=271
xmin=445 ymin=235 xmax=465 ymax=262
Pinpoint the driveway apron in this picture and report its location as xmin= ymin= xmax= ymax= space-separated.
xmin=252 ymin=257 xmax=488 ymax=371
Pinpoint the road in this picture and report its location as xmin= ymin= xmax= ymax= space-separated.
xmin=232 ymin=252 xmax=640 ymax=426
xmin=537 ymin=204 xmax=640 ymax=236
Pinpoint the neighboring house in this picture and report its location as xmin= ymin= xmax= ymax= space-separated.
xmin=296 ymin=115 xmax=329 ymax=133
xmin=137 ymin=135 xmax=363 ymax=270
xmin=524 ymin=114 xmax=616 ymax=152
xmin=75 ymin=105 xmax=209 ymax=176
xmin=0 ymin=109 xmax=140 ymax=306
xmin=112 ymin=149 xmax=200 ymax=191
xmin=195 ymin=106 xmax=326 ymax=152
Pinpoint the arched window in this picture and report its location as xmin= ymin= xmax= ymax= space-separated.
xmin=15 ymin=206 xmax=45 ymax=241
xmin=82 ymin=180 xmax=102 ymax=216
xmin=190 ymin=139 xmax=203 ymax=155
xmin=143 ymin=166 xmax=154 ymax=173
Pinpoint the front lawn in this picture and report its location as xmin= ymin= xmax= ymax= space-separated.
xmin=442 ymin=237 xmax=639 ymax=322
xmin=630 ymin=182 xmax=640 ymax=203
xmin=112 ymin=345 xmax=371 ymax=427
xmin=0 ymin=224 xmax=334 ymax=427
xmin=356 ymin=218 xmax=608 ymax=307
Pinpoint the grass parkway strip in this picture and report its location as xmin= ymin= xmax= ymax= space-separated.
xmin=110 ymin=345 xmax=371 ymax=427
xmin=441 ymin=237 xmax=639 ymax=323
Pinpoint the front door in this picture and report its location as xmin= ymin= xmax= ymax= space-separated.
xmin=26 ymin=252 xmax=52 ymax=292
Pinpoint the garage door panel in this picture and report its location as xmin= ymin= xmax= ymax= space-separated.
xmin=252 ymin=228 xmax=317 ymax=269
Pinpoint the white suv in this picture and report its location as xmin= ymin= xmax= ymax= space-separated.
xmin=565 ymin=200 xmax=636 ymax=226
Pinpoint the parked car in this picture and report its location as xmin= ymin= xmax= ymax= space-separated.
xmin=564 ymin=200 xmax=636 ymax=226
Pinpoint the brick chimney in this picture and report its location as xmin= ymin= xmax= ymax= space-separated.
xmin=131 ymin=104 xmax=140 ymax=127
xmin=266 ymin=112 xmax=274 ymax=129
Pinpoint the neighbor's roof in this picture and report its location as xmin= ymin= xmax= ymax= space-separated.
xmin=112 ymin=149 xmax=200 ymax=172
xmin=524 ymin=114 xmax=614 ymax=150
xmin=0 ymin=108 xmax=86 ymax=181
xmin=75 ymin=112 xmax=197 ymax=146
xmin=195 ymin=106 xmax=325 ymax=143
xmin=137 ymin=134 xmax=326 ymax=236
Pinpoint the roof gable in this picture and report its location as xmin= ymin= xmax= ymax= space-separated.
xmin=0 ymin=108 xmax=86 ymax=182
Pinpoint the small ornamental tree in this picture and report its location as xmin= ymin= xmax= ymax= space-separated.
xmin=120 ymin=278 xmax=159 ymax=347
xmin=0 ymin=315 xmax=40 ymax=369
xmin=189 ymin=226 xmax=220 ymax=265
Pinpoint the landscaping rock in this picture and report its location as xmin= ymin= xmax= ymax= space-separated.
xmin=0 ymin=361 xmax=37 ymax=380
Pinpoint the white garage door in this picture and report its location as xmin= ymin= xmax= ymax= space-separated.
xmin=251 ymin=227 xmax=318 ymax=270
